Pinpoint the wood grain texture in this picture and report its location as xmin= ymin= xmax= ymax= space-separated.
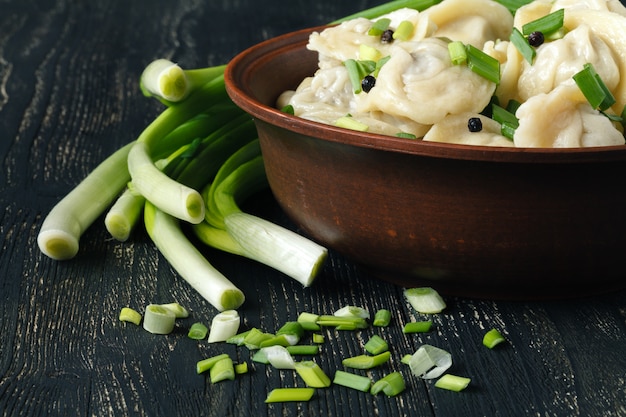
xmin=1 ymin=0 xmax=626 ymax=416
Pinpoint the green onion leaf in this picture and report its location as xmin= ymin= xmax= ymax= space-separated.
xmin=435 ymin=374 xmax=471 ymax=392
xmin=448 ymin=41 xmax=467 ymax=65
xmin=483 ymin=328 xmax=506 ymax=348
xmin=208 ymin=309 xmax=241 ymax=343
xmin=295 ymin=361 xmax=332 ymax=388
xmin=522 ymin=8 xmax=564 ymax=37
xmin=368 ymin=18 xmax=391 ymax=36
xmin=510 ymin=27 xmax=535 ymax=64
xmin=342 ymin=351 xmax=391 ymax=369
xmin=492 ymin=103 xmax=519 ymax=140
xmin=371 ymin=372 xmax=406 ymax=397
xmin=297 ymin=312 xmax=321 ymax=331
xmin=466 ymin=44 xmax=501 ymax=85
xmin=261 ymin=346 xmax=297 ymax=370
xmin=573 ymin=63 xmax=617 ymax=111
xmin=265 ymin=388 xmax=315 ymax=403
xmin=234 ymin=362 xmax=249 ymax=375
xmin=403 ymin=321 xmax=433 ymax=334
xmin=364 ymin=335 xmax=389 ymax=355
xmin=333 ymin=370 xmax=372 ymax=392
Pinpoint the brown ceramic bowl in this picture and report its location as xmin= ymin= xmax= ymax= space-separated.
xmin=225 ymin=26 xmax=626 ymax=299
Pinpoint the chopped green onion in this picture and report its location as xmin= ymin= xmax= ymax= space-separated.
xmin=448 ymin=41 xmax=467 ymax=65
xmin=403 ymin=321 xmax=432 ymax=334
xmin=335 ymin=115 xmax=370 ymax=132
xmin=492 ymin=0 xmax=533 ymax=14
xmin=400 ymin=354 xmax=412 ymax=365
xmin=492 ymin=103 xmax=519 ymax=140
xmin=210 ymin=357 xmax=235 ymax=383
xmin=226 ymin=329 xmax=252 ymax=346
xmin=404 ymin=287 xmax=446 ymax=314
xmin=395 ymin=132 xmax=417 ymax=140
xmin=393 ymin=20 xmax=415 ymax=41
xmin=343 ymin=59 xmax=377 ymax=94
xmin=234 ymin=362 xmax=249 ymax=375
xmin=276 ymin=321 xmax=305 ymax=345
xmin=297 ymin=312 xmax=321 ymax=331
xmin=342 ymin=351 xmax=391 ymax=369
xmin=368 ymin=18 xmax=391 ymax=36
xmin=510 ymin=27 xmax=535 ymax=64
xmin=312 ymin=333 xmax=325 ymax=344
xmin=573 ymin=63 xmax=616 ymax=111
xmin=373 ymin=309 xmax=392 ymax=327
xmin=334 ymin=305 xmax=370 ymax=320
xmin=286 ymin=345 xmax=320 ymax=356
xmin=374 ymin=55 xmax=391 ymax=77
xmin=522 ymin=8 xmax=564 ymax=37
xmin=119 ymin=307 xmax=142 ymax=325
xmin=265 ymin=388 xmax=315 ymax=403
xmin=142 ymin=304 xmax=176 ymax=335
xmin=408 ymin=344 xmax=452 ymax=379
xmin=261 ymin=346 xmax=296 ymax=370
xmin=208 ymin=309 xmax=241 ymax=343
xmin=281 ymin=104 xmax=295 ymax=115
xmin=317 ymin=315 xmax=369 ymax=330
xmin=483 ymin=328 xmax=506 ymax=348
xmin=187 ymin=322 xmax=209 ymax=340
xmin=371 ymin=372 xmax=406 ymax=397
xmin=331 ymin=0 xmax=442 ymax=24
xmin=197 ymin=353 xmax=230 ymax=374
xmin=364 ymin=335 xmax=389 ymax=355
xmin=333 ymin=370 xmax=372 ymax=392
xmin=435 ymin=374 xmax=471 ymax=392
xmin=252 ymin=349 xmax=270 ymax=365
xmin=359 ymin=44 xmax=382 ymax=62
xmin=466 ymin=44 xmax=501 ymax=85
xmin=295 ymin=361 xmax=332 ymax=388
xmin=159 ymin=302 xmax=189 ymax=318
xmin=243 ymin=328 xmax=275 ymax=350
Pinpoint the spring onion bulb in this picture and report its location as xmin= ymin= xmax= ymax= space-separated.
xmin=371 ymin=372 xmax=406 ymax=397
xmin=404 ymin=287 xmax=446 ymax=314
xmin=129 ymin=142 xmax=205 ymax=224
xmin=295 ymin=361 xmax=332 ymax=388
xmin=333 ymin=305 xmax=370 ymax=320
xmin=316 ymin=315 xmax=369 ymax=330
xmin=37 ymin=142 xmax=134 ymax=260
xmin=265 ymin=388 xmax=315 ymax=403
xmin=104 ymin=185 xmax=145 ymax=241
xmin=188 ymin=322 xmax=209 ymax=340
xmin=364 ymin=335 xmax=389 ymax=355
xmin=510 ymin=28 xmax=536 ymax=65
xmin=210 ymin=357 xmax=236 ymax=383
xmin=373 ymin=309 xmax=392 ymax=327
xmin=144 ymin=202 xmax=244 ymax=311
xmin=119 ymin=307 xmax=142 ymax=325
xmin=333 ymin=370 xmax=371 ymax=392
xmin=224 ymin=212 xmax=328 ymax=287
xmin=342 ymin=352 xmax=391 ymax=370
xmin=143 ymin=304 xmax=176 ymax=334
xmin=408 ymin=344 xmax=452 ymax=379
xmin=435 ymin=374 xmax=471 ymax=392
xmin=483 ymin=328 xmax=506 ymax=349
xmin=208 ymin=309 xmax=241 ymax=342
xmin=261 ymin=346 xmax=296 ymax=370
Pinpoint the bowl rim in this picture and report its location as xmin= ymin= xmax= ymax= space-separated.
xmin=225 ymin=25 xmax=626 ymax=164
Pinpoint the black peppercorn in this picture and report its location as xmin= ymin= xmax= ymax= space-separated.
xmin=467 ymin=117 xmax=483 ymax=132
xmin=527 ymin=31 xmax=544 ymax=47
xmin=381 ymin=29 xmax=394 ymax=43
xmin=361 ymin=75 xmax=376 ymax=93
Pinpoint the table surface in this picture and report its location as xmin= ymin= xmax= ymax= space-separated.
xmin=2 ymin=1 xmax=626 ymax=416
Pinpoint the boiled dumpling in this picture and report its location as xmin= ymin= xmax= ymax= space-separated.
xmin=356 ymin=38 xmax=496 ymax=125
xmin=423 ymin=113 xmax=515 ymax=147
xmin=514 ymin=84 xmax=624 ymax=147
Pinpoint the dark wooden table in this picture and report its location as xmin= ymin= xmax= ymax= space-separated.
xmin=2 ymin=1 xmax=626 ymax=416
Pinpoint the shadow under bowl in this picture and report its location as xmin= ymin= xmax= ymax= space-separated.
xmin=225 ymin=25 xmax=626 ymax=299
